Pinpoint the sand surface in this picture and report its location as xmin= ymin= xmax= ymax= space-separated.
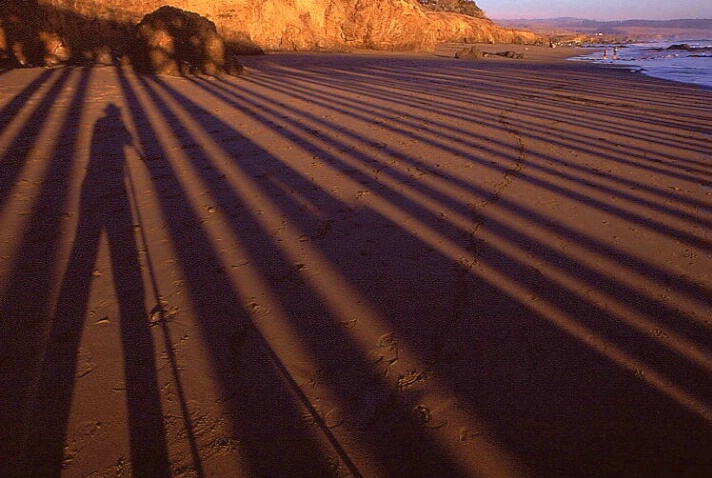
xmin=1 ymin=45 xmax=711 ymax=477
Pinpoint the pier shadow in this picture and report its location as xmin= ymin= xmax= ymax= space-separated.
xmin=0 ymin=68 xmax=71 ymax=211
xmin=1 ymin=53 xmax=711 ymax=478
xmin=115 ymin=67 xmax=375 ymax=478
xmin=117 ymin=65 xmax=476 ymax=477
xmin=168 ymin=55 xmax=712 ymax=477
xmin=0 ymin=66 xmax=90 ymax=477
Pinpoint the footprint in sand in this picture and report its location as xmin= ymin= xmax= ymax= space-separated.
xmin=75 ymin=347 xmax=96 ymax=378
xmin=369 ymin=333 xmax=399 ymax=366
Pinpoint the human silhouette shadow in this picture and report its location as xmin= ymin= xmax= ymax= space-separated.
xmin=23 ymin=104 xmax=169 ymax=477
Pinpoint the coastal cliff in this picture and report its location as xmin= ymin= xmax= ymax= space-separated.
xmin=1 ymin=0 xmax=539 ymax=67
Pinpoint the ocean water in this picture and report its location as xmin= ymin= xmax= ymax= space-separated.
xmin=572 ymin=39 xmax=712 ymax=89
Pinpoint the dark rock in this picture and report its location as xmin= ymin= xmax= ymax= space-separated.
xmin=495 ymin=50 xmax=525 ymax=59
xmin=667 ymin=43 xmax=692 ymax=51
xmin=131 ymin=5 xmax=239 ymax=76
xmin=455 ymin=46 xmax=483 ymax=60
xmin=0 ymin=1 xmax=51 ymax=67
xmin=455 ymin=47 xmax=525 ymax=60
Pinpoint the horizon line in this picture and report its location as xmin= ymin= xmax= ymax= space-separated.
xmin=492 ymin=16 xmax=712 ymax=22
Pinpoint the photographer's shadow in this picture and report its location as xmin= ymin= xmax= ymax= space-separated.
xmin=26 ymin=104 xmax=169 ymax=478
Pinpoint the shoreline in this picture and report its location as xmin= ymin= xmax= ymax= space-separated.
xmin=1 ymin=51 xmax=711 ymax=478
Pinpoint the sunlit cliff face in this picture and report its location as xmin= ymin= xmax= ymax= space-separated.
xmin=1 ymin=0 xmax=539 ymax=68
xmin=0 ymin=28 xmax=6 ymax=58
xmin=39 ymin=31 xmax=70 ymax=66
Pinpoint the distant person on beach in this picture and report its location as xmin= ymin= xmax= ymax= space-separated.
xmin=613 ymin=46 xmax=619 ymax=60
xmin=603 ymin=47 xmax=608 ymax=60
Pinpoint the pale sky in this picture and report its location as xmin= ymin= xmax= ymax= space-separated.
xmin=477 ymin=0 xmax=712 ymax=21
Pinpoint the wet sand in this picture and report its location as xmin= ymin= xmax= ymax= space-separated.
xmin=1 ymin=45 xmax=711 ymax=477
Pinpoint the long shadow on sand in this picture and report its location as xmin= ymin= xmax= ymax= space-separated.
xmin=1 ymin=54 xmax=711 ymax=478
xmin=0 ymin=68 xmax=71 ymax=211
xmin=158 ymin=56 xmax=712 ymax=477
xmin=186 ymin=66 xmax=712 ymax=355
xmin=116 ymin=67 xmax=400 ymax=477
xmin=136 ymin=68 xmax=508 ymax=476
xmin=0 ymin=67 xmax=92 ymax=477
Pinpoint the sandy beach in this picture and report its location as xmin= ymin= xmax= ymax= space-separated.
xmin=1 ymin=44 xmax=711 ymax=477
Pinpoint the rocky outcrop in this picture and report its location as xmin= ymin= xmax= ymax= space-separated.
xmin=424 ymin=12 xmax=536 ymax=46
xmin=455 ymin=46 xmax=483 ymax=59
xmin=455 ymin=45 xmax=526 ymax=60
xmin=0 ymin=1 xmax=135 ymax=67
xmin=131 ymin=6 xmax=242 ymax=76
xmin=1 ymin=0 xmax=540 ymax=69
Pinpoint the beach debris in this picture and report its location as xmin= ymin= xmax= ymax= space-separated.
xmin=458 ymin=426 xmax=483 ymax=442
xmin=75 ymin=347 xmax=96 ymax=378
xmin=397 ymin=368 xmax=432 ymax=390
xmin=411 ymin=404 xmax=432 ymax=424
xmin=148 ymin=299 xmax=178 ymax=326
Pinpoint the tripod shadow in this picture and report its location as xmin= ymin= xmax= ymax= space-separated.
xmin=24 ymin=104 xmax=169 ymax=477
